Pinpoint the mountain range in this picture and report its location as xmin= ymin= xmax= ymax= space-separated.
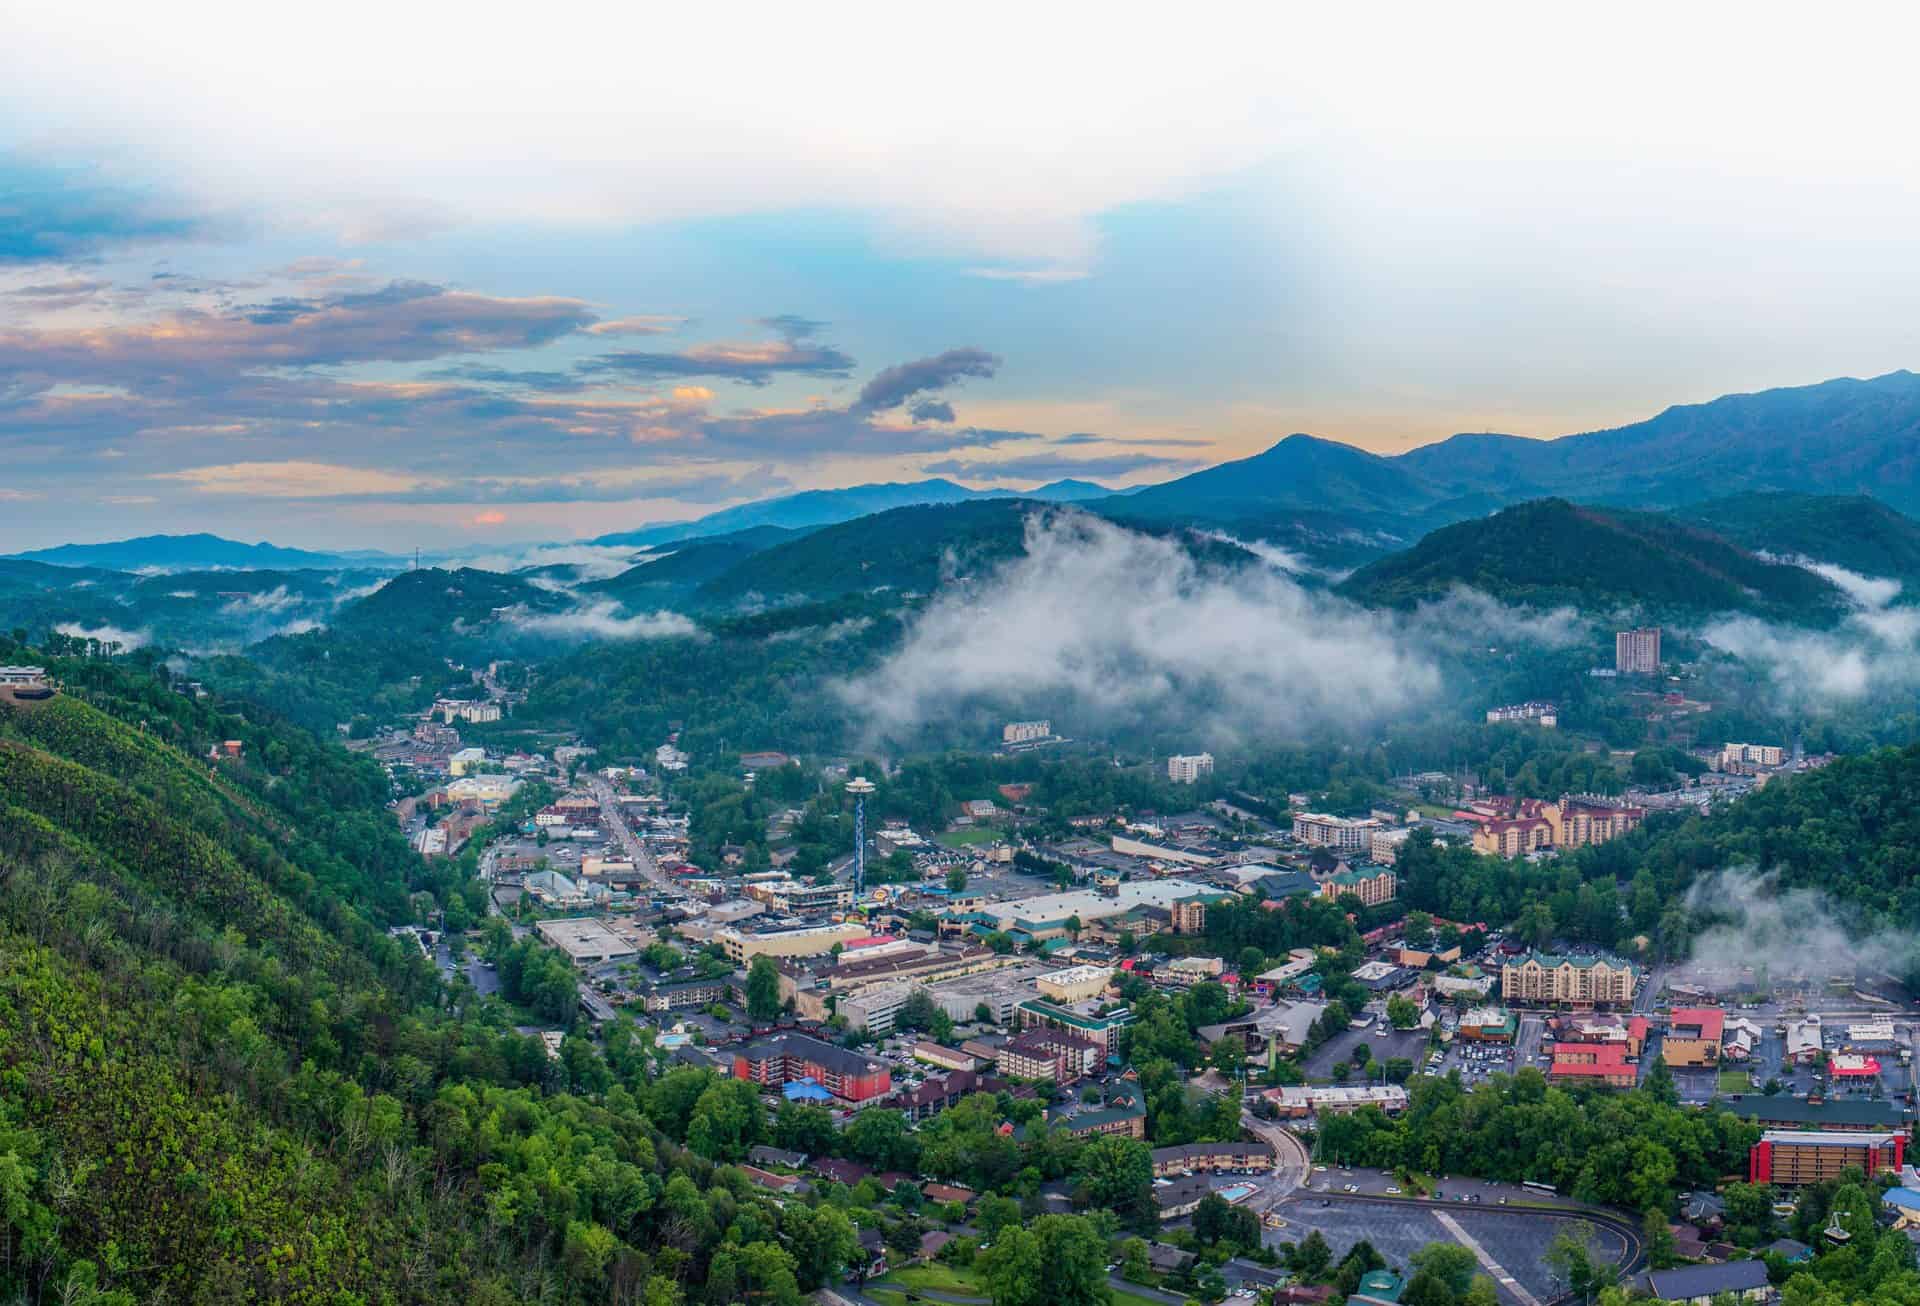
xmin=8 ymin=532 xmax=394 ymax=572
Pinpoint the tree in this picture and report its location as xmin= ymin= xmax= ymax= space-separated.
xmin=746 ymin=955 xmax=782 ymax=1022
xmin=984 ymin=1215 xmax=1111 ymax=1306
xmin=1545 ymin=1225 xmax=1599 ymax=1300
xmin=1411 ymin=1243 xmax=1478 ymax=1298
xmin=1401 ymin=1270 xmax=1458 ymax=1306
xmin=1643 ymin=1054 xmax=1678 ymax=1106
xmin=846 ymin=1108 xmax=921 ymax=1172
xmin=974 ymin=1001 xmax=995 ymax=1026
xmin=977 ymin=1193 xmax=1022 ymax=1242
xmin=686 ymin=1079 xmax=764 ymax=1160
xmin=1120 ymin=1237 xmax=1151 ymax=1283
xmin=1386 ymin=994 xmax=1421 ymax=1029
xmin=947 ymin=866 xmax=969 ymax=894
xmin=1642 ymin=1207 xmax=1677 ymax=1270
xmin=1078 ymin=1135 xmax=1155 ymax=1227
xmin=1291 ymin=1230 xmax=1333 ymax=1281
xmin=785 ymin=1204 xmax=860 ymax=1290
xmin=772 ymin=1101 xmax=837 ymax=1156
xmin=1212 ymin=1034 xmax=1248 ymax=1079
xmin=884 ymin=1217 xmax=924 ymax=1259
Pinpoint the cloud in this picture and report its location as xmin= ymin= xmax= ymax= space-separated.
xmin=1404 ymin=585 xmax=1592 ymax=650
xmin=154 ymin=461 xmax=441 ymax=498
xmin=1681 ymin=869 xmax=1920 ymax=986
xmin=578 ymin=335 xmax=856 ymax=386
xmin=1697 ymin=563 xmax=1920 ymax=706
xmin=219 ymin=585 xmax=300 ymax=614
xmin=502 ymin=599 xmax=698 ymax=641
xmin=0 ymin=156 xmax=215 ymax=264
xmin=53 ymin=620 xmax=149 ymax=650
xmin=757 ymin=314 xmax=827 ymax=341
xmin=585 ymin=315 xmax=686 ymax=337
xmin=849 ymin=510 xmax=1438 ymax=743
xmin=851 ymin=347 xmax=1000 ymax=415
xmin=2 ymin=276 xmax=114 ymax=309
xmin=0 ymin=279 xmax=596 ymax=378
xmin=1056 ymin=431 xmax=1217 ymax=448
xmin=0 ymin=489 xmax=43 ymax=502
xmin=922 ymin=450 xmax=1195 ymax=482
xmin=472 ymin=510 xmax=507 ymax=526
xmin=909 ymin=398 xmax=955 ymax=423
xmin=1196 ymin=529 xmax=1310 ymax=575
xmin=456 ymin=543 xmax=645 ymax=580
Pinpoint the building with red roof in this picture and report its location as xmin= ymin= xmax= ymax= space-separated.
xmin=1550 ymin=1041 xmax=1636 ymax=1088
xmin=1665 ymin=1007 xmax=1726 ymax=1067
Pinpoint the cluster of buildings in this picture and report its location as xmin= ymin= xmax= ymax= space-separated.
xmin=1461 ymin=793 xmax=1645 ymax=858
xmin=1485 ymin=701 xmax=1557 ymax=727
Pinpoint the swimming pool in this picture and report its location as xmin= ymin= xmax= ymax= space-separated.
xmin=1218 ymin=1183 xmax=1259 ymax=1204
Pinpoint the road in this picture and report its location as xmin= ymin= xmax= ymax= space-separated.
xmin=1239 ymin=1108 xmax=1311 ymax=1209
xmin=587 ymin=775 xmax=673 ymax=894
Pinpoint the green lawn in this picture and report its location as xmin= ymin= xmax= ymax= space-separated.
xmin=871 ymin=1262 xmax=987 ymax=1296
xmin=1110 ymin=1290 xmax=1173 ymax=1306
xmin=1719 ymin=1069 xmax=1753 ymax=1092
xmin=936 ymin=826 xmax=999 ymax=848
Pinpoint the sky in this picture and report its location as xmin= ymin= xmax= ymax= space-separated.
xmin=8 ymin=5 xmax=1920 ymax=551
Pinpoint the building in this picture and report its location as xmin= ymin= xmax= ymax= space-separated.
xmin=966 ymin=879 xmax=1231 ymax=946
xmin=896 ymin=1069 xmax=1003 ymax=1122
xmin=717 ymin=921 xmax=870 ymax=963
xmin=1749 ymin=1130 xmax=1906 ymax=1185
xmin=1634 ymin=1262 xmax=1770 ymax=1306
xmin=1485 ymin=701 xmax=1557 ymax=727
xmin=1264 ymin=1085 xmax=1409 ymax=1118
xmin=1320 ymin=866 xmax=1396 ymax=908
xmin=1465 ymin=795 xmax=1644 ymax=857
xmin=1291 ymin=812 xmax=1380 ymax=852
xmin=447 ymin=746 xmax=488 ymax=776
xmin=1015 ymin=997 xmax=1133 ymax=1060
xmin=1036 ymin=964 xmax=1114 ymax=1003
xmin=1151 ymin=1142 xmax=1273 ymax=1177
xmin=912 ymin=1042 xmax=978 ymax=1072
xmin=1041 ymin=1084 xmax=1148 ymax=1139
xmin=1458 ymin=1008 xmax=1517 ymax=1042
xmin=535 ymin=918 xmax=641 ymax=967
xmin=762 ymin=879 xmax=854 ymax=915
xmin=839 ymin=982 xmax=918 ymax=1035
xmin=445 ymin=774 xmax=521 ymax=807
xmin=1719 ymin=742 xmax=1785 ymax=771
xmin=1616 ymin=626 xmax=1662 ymax=675
xmin=1549 ymin=1042 xmax=1636 ymax=1088
xmin=1368 ymin=827 xmax=1412 ymax=865
xmin=0 ymin=665 xmax=48 ymax=685
xmin=1167 ymin=753 xmax=1215 ymax=784
xmin=437 ymin=699 xmax=502 ymax=724
xmin=1720 ymin=1096 xmax=1906 ymax=1133
xmin=732 ymin=1032 xmax=892 ymax=1103
xmin=998 ymin=1027 xmax=1104 ymax=1084
xmin=1002 ymin=720 xmax=1052 ymax=745
xmin=1197 ymin=999 xmax=1327 ymax=1066
xmin=637 ymin=975 xmax=731 ymax=1013
xmin=1663 ymin=1007 xmax=1726 ymax=1067
xmin=1155 ymin=1176 xmax=1215 ymax=1221
xmin=1502 ymin=951 xmax=1638 ymax=1006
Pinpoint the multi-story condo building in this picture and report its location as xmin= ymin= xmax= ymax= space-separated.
xmin=437 ymin=698 xmax=502 ymax=724
xmin=1466 ymin=795 xmax=1644 ymax=858
xmin=1167 ymin=753 xmax=1215 ymax=784
xmin=1319 ymin=866 xmax=1396 ymax=908
xmin=1750 ymin=1130 xmax=1906 ymax=1185
xmin=1719 ymin=742 xmax=1785 ymax=771
xmin=1369 ymin=827 xmax=1412 ymax=865
xmin=1502 ymin=950 xmax=1639 ymax=1007
xmin=1485 ymin=701 xmax=1557 ymax=727
xmin=1002 ymin=720 xmax=1051 ymax=745
xmin=1292 ymin=812 xmax=1380 ymax=851
xmin=1015 ymin=997 xmax=1132 ymax=1060
xmin=998 ymin=1027 xmax=1103 ymax=1084
xmin=731 ymin=1032 xmax=892 ymax=1102
xmin=1615 ymin=626 xmax=1662 ymax=675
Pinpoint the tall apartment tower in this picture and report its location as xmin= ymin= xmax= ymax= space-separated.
xmin=1615 ymin=626 xmax=1661 ymax=675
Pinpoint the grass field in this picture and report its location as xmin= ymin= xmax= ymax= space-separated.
xmin=871 ymin=1262 xmax=987 ymax=1296
xmin=1719 ymin=1069 xmax=1753 ymax=1092
xmin=936 ymin=826 xmax=999 ymax=848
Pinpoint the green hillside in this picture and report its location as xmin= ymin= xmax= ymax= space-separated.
xmin=1336 ymin=497 xmax=1848 ymax=620
xmin=0 ymin=648 xmax=879 ymax=1303
xmin=589 ymin=524 xmax=800 ymax=602
xmin=1678 ymin=491 xmax=1920 ymax=585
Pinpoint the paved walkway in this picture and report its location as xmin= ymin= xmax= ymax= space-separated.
xmin=1433 ymin=1209 xmax=1541 ymax=1306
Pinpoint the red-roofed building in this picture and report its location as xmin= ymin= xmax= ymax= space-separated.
xmin=844 ymin=935 xmax=899 ymax=950
xmin=1550 ymin=1042 xmax=1636 ymax=1088
xmin=1665 ymin=1007 xmax=1726 ymax=1067
xmin=1830 ymin=1053 xmax=1883 ymax=1078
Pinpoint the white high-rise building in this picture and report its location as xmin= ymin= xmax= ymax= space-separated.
xmin=1167 ymin=753 xmax=1215 ymax=784
xmin=1615 ymin=627 xmax=1662 ymax=675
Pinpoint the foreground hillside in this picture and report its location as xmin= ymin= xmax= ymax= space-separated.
xmin=0 ymin=651 xmax=846 ymax=1304
xmin=1336 ymin=498 xmax=1848 ymax=620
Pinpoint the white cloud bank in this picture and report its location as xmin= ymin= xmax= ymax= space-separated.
xmin=1699 ymin=560 xmax=1920 ymax=705
xmin=850 ymin=511 xmax=1444 ymax=742
xmin=54 ymin=621 xmax=148 ymax=650
xmin=502 ymin=600 xmax=696 ymax=642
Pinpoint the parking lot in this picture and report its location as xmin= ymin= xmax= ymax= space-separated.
xmin=1301 ymin=1024 xmax=1430 ymax=1080
xmin=1271 ymin=1189 xmax=1636 ymax=1305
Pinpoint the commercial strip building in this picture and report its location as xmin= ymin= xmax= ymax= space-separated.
xmin=1549 ymin=1042 xmax=1636 ymax=1088
xmin=958 ymin=879 xmax=1232 ymax=947
xmin=1501 ymin=950 xmax=1639 ymax=1007
xmin=534 ymin=917 xmax=642 ymax=967
xmin=1264 ymin=1085 xmax=1409 ymax=1118
xmin=1749 ymin=1130 xmax=1906 ymax=1185
xmin=1457 ymin=1008 xmax=1517 ymax=1042
xmin=718 ymin=921 xmax=870 ymax=963
xmin=731 ymin=1032 xmax=893 ymax=1103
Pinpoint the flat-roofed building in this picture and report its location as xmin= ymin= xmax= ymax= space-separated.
xmin=839 ymin=982 xmax=918 ymax=1035
xmin=718 ymin=921 xmax=869 ymax=963
xmin=1616 ymin=626 xmax=1661 ymax=675
xmin=1036 ymin=964 xmax=1113 ymax=1003
xmin=1291 ymin=813 xmax=1380 ymax=851
xmin=1550 ymin=1042 xmax=1636 ymax=1088
xmin=535 ymin=917 xmax=641 ymax=967
xmin=1167 ymin=753 xmax=1215 ymax=784
xmin=1750 ymin=1130 xmax=1906 ymax=1185
xmin=1264 ymin=1084 xmax=1409 ymax=1118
